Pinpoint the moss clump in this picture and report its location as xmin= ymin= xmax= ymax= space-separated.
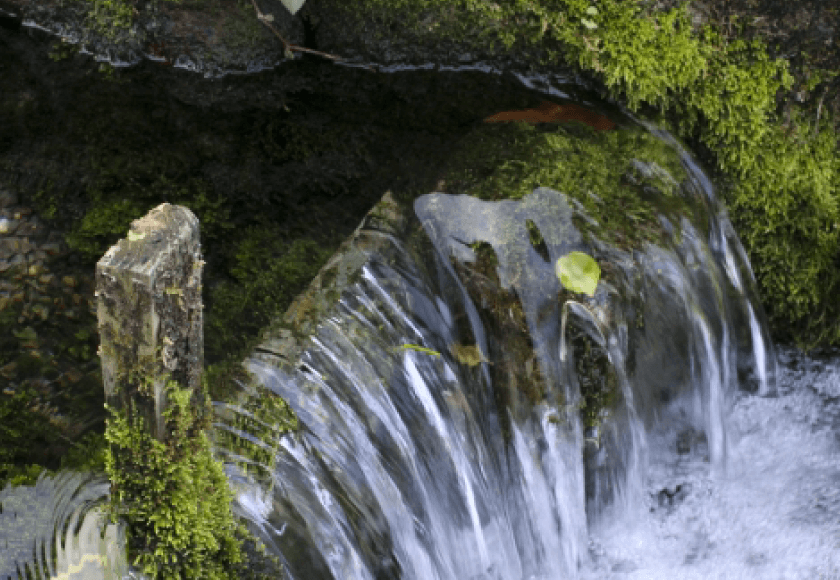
xmin=210 ymin=369 xmax=298 ymax=486
xmin=65 ymin=196 xmax=152 ymax=261
xmin=78 ymin=0 xmax=184 ymax=38
xmin=547 ymin=0 xmax=839 ymax=348
xmin=570 ymin=328 xmax=618 ymax=429
xmin=104 ymin=379 xmax=245 ymax=580
xmin=443 ymin=121 xmax=691 ymax=252
xmin=205 ymin=226 xmax=335 ymax=367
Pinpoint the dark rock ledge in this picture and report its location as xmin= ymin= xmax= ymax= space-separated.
xmin=0 ymin=0 xmax=304 ymax=77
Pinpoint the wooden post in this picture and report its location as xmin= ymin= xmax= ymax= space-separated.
xmin=95 ymin=203 xmax=204 ymax=443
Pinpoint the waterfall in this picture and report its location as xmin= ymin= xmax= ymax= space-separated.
xmin=220 ymin=121 xmax=777 ymax=578
xmin=8 ymin=108 xmax=832 ymax=580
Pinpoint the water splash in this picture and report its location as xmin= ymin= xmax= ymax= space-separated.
xmin=0 ymin=471 xmax=131 ymax=580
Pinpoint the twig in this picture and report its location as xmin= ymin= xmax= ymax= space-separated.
xmin=814 ymin=87 xmax=826 ymax=136
xmin=250 ymin=0 xmax=347 ymax=62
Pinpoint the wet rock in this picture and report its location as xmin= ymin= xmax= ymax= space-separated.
xmin=653 ymin=482 xmax=691 ymax=509
xmin=1 ymin=0 xmax=304 ymax=77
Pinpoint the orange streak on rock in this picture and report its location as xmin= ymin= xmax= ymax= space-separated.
xmin=484 ymin=101 xmax=616 ymax=131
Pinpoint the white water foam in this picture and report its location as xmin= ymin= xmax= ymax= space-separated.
xmin=582 ymin=348 xmax=840 ymax=580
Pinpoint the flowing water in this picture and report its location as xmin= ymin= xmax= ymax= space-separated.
xmin=2 ymin=83 xmax=839 ymax=580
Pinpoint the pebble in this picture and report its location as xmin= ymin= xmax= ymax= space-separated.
xmin=0 ymin=217 xmax=17 ymax=235
xmin=0 ymin=185 xmax=99 ymax=415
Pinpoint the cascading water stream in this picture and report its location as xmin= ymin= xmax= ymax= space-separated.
xmin=219 ymin=120 xmax=779 ymax=578
xmin=4 ymin=84 xmax=836 ymax=580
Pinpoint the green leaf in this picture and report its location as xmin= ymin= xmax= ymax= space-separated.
xmin=556 ymin=251 xmax=600 ymax=296
xmin=580 ymin=18 xmax=598 ymax=30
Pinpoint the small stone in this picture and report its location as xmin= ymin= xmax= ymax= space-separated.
xmin=0 ymin=217 xmax=16 ymax=235
xmin=0 ymin=362 xmax=16 ymax=380
xmin=32 ymin=304 xmax=49 ymax=321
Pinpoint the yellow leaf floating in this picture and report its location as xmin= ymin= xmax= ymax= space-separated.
xmin=555 ymin=251 xmax=601 ymax=297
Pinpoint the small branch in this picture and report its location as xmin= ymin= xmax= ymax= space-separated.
xmin=250 ymin=0 xmax=347 ymax=63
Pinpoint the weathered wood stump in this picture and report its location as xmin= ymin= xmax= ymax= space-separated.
xmin=95 ymin=203 xmax=204 ymax=443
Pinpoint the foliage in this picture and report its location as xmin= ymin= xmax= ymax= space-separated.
xmin=210 ymin=371 xmax=298 ymax=487
xmin=65 ymin=196 xmax=150 ymax=261
xmin=60 ymin=431 xmax=109 ymax=473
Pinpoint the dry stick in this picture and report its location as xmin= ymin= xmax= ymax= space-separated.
xmin=250 ymin=0 xmax=347 ymax=62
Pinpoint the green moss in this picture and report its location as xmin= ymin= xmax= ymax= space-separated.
xmin=570 ymin=328 xmax=618 ymax=429
xmin=77 ymin=0 xmax=184 ymax=38
xmin=65 ymin=196 xmax=151 ymax=261
xmin=205 ymin=227 xmax=335 ymax=366
xmin=443 ymin=121 xmax=690 ymax=252
xmin=210 ymin=368 xmax=298 ymax=486
xmin=104 ymin=379 xmax=245 ymax=580
xmin=48 ymin=40 xmax=80 ymax=63
xmin=551 ymin=1 xmax=838 ymax=348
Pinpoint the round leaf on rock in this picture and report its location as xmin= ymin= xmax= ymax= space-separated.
xmin=556 ymin=251 xmax=600 ymax=296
